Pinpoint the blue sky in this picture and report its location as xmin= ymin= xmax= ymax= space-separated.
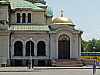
xmin=46 ymin=0 xmax=100 ymax=41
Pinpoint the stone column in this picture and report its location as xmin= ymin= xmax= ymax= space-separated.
xmin=34 ymin=43 xmax=38 ymax=66
xmin=12 ymin=41 xmax=14 ymax=58
xmin=23 ymin=42 xmax=26 ymax=57
xmin=23 ymin=42 xmax=26 ymax=66
xmin=34 ymin=43 xmax=37 ymax=56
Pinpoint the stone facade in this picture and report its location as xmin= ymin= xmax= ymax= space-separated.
xmin=11 ymin=11 xmax=47 ymax=25
xmin=0 ymin=0 xmax=82 ymax=66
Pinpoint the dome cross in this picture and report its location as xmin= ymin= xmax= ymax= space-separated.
xmin=61 ymin=9 xmax=64 ymax=17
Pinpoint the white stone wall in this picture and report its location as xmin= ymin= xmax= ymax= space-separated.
xmin=0 ymin=5 xmax=9 ymax=21
xmin=32 ymin=11 xmax=46 ymax=25
xmin=0 ymin=32 xmax=9 ymax=64
xmin=10 ymin=13 xmax=16 ymax=24
xmin=72 ymin=33 xmax=81 ymax=59
xmin=79 ymin=35 xmax=82 ymax=58
xmin=50 ymin=33 xmax=57 ymax=59
xmin=71 ymin=33 xmax=79 ymax=59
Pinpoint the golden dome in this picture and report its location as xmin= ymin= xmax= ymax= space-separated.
xmin=52 ymin=9 xmax=73 ymax=25
xmin=52 ymin=17 xmax=73 ymax=25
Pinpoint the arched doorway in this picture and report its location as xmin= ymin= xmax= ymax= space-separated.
xmin=58 ymin=34 xmax=70 ymax=59
xmin=14 ymin=41 xmax=23 ymax=66
xmin=14 ymin=41 xmax=23 ymax=56
xmin=37 ymin=41 xmax=46 ymax=56
xmin=25 ymin=41 xmax=34 ymax=56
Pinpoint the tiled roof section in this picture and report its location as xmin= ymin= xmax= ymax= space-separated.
xmin=9 ymin=25 xmax=50 ymax=31
xmin=9 ymin=0 xmax=44 ymax=11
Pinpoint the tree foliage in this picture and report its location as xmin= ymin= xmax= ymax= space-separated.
xmin=81 ymin=39 xmax=100 ymax=52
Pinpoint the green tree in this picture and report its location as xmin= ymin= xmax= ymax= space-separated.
xmin=81 ymin=40 xmax=89 ymax=52
xmin=81 ymin=39 xmax=100 ymax=52
xmin=95 ymin=40 xmax=100 ymax=52
xmin=86 ymin=40 xmax=93 ymax=52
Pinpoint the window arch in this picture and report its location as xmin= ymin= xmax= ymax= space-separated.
xmin=28 ymin=13 xmax=31 ymax=23
xmin=58 ymin=34 xmax=70 ymax=41
xmin=14 ymin=41 xmax=23 ymax=56
xmin=37 ymin=41 xmax=46 ymax=56
xmin=17 ymin=13 xmax=21 ymax=23
xmin=26 ymin=41 xmax=34 ymax=56
xmin=22 ymin=13 xmax=26 ymax=23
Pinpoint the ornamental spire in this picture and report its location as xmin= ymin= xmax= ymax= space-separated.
xmin=61 ymin=9 xmax=64 ymax=17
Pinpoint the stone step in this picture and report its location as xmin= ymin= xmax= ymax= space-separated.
xmin=52 ymin=59 xmax=83 ymax=67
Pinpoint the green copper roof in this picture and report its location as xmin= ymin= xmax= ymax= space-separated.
xmin=9 ymin=25 xmax=50 ymax=31
xmin=34 ymin=3 xmax=53 ymax=17
xmin=0 ymin=0 xmax=9 ymax=5
xmin=9 ymin=0 xmax=44 ymax=11
xmin=34 ymin=3 xmax=47 ymax=7
xmin=47 ymin=7 xmax=53 ymax=17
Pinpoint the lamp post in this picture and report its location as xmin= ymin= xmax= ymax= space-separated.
xmin=29 ymin=38 xmax=32 ymax=69
xmin=92 ymin=39 xmax=96 ymax=75
xmin=92 ymin=39 xmax=96 ymax=61
xmin=93 ymin=46 xmax=96 ymax=75
xmin=93 ymin=46 xmax=96 ymax=62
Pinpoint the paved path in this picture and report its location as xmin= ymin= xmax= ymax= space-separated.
xmin=0 ymin=66 xmax=100 ymax=72
xmin=0 ymin=69 xmax=100 ymax=75
xmin=0 ymin=66 xmax=99 ymax=75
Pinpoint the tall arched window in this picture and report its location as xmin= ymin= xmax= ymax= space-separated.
xmin=26 ymin=41 xmax=34 ymax=56
xmin=22 ymin=13 xmax=26 ymax=23
xmin=17 ymin=13 xmax=20 ymax=23
xmin=28 ymin=13 xmax=31 ymax=23
xmin=14 ymin=41 xmax=23 ymax=56
xmin=37 ymin=41 xmax=46 ymax=56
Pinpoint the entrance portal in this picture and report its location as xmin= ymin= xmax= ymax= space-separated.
xmin=58 ymin=34 xmax=70 ymax=59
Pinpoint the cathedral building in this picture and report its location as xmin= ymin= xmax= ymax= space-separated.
xmin=0 ymin=0 xmax=82 ymax=66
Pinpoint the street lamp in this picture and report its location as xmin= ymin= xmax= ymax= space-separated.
xmin=93 ymin=46 xmax=96 ymax=62
xmin=29 ymin=38 xmax=32 ymax=69
xmin=92 ymin=39 xmax=96 ymax=75
xmin=92 ymin=39 xmax=96 ymax=62
xmin=93 ymin=46 xmax=96 ymax=75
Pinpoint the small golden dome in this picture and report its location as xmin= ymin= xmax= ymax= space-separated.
xmin=52 ymin=9 xmax=73 ymax=25
xmin=52 ymin=17 xmax=73 ymax=25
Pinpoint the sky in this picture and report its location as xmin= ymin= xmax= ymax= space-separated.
xmin=46 ymin=0 xmax=100 ymax=41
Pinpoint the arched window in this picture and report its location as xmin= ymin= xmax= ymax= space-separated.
xmin=27 ymin=13 xmax=31 ymax=23
xmin=14 ymin=41 xmax=23 ymax=56
xmin=17 ymin=13 xmax=20 ymax=23
xmin=37 ymin=41 xmax=46 ymax=56
xmin=22 ymin=13 xmax=26 ymax=23
xmin=26 ymin=41 xmax=34 ymax=56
